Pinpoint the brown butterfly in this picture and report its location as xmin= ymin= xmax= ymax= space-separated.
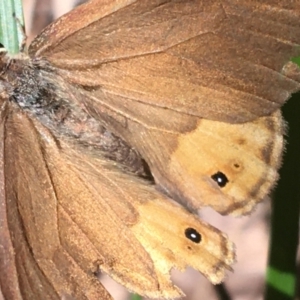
xmin=0 ymin=0 xmax=300 ymax=299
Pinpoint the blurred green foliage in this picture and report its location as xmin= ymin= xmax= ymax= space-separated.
xmin=0 ymin=0 xmax=24 ymax=53
xmin=265 ymin=89 xmax=300 ymax=300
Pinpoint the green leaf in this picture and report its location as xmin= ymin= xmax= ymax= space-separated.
xmin=267 ymin=267 xmax=296 ymax=297
xmin=291 ymin=56 xmax=300 ymax=67
xmin=265 ymin=93 xmax=300 ymax=300
xmin=0 ymin=0 xmax=24 ymax=54
xmin=130 ymin=294 xmax=142 ymax=300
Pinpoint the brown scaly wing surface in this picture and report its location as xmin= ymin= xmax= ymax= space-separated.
xmin=28 ymin=0 xmax=300 ymax=214
xmin=29 ymin=0 xmax=300 ymax=123
xmin=0 ymin=100 xmax=234 ymax=299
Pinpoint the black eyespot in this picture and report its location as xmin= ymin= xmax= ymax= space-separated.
xmin=211 ymin=171 xmax=229 ymax=187
xmin=185 ymin=228 xmax=201 ymax=244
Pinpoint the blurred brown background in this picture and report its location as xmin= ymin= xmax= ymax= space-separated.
xmin=21 ymin=1 xmax=297 ymax=299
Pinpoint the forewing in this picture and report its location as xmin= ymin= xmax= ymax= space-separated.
xmin=29 ymin=0 xmax=300 ymax=123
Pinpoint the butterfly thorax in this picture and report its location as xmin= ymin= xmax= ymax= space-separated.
xmin=0 ymin=53 xmax=148 ymax=177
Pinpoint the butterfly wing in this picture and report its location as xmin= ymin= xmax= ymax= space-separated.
xmin=29 ymin=0 xmax=300 ymax=122
xmin=0 ymin=102 xmax=113 ymax=299
xmin=81 ymin=102 xmax=284 ymax=215
xmin=0 ymin=101 xmax=234 ymax=299
xmin=28 ymin=0 xmax=297 ymax=214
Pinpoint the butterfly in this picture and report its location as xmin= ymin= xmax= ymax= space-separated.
xmin=0 ymin=0 xmax=299 ymax=299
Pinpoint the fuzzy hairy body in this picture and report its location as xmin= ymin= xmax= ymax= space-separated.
xmin=0 ymin=53 xmax=147 ymax=177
